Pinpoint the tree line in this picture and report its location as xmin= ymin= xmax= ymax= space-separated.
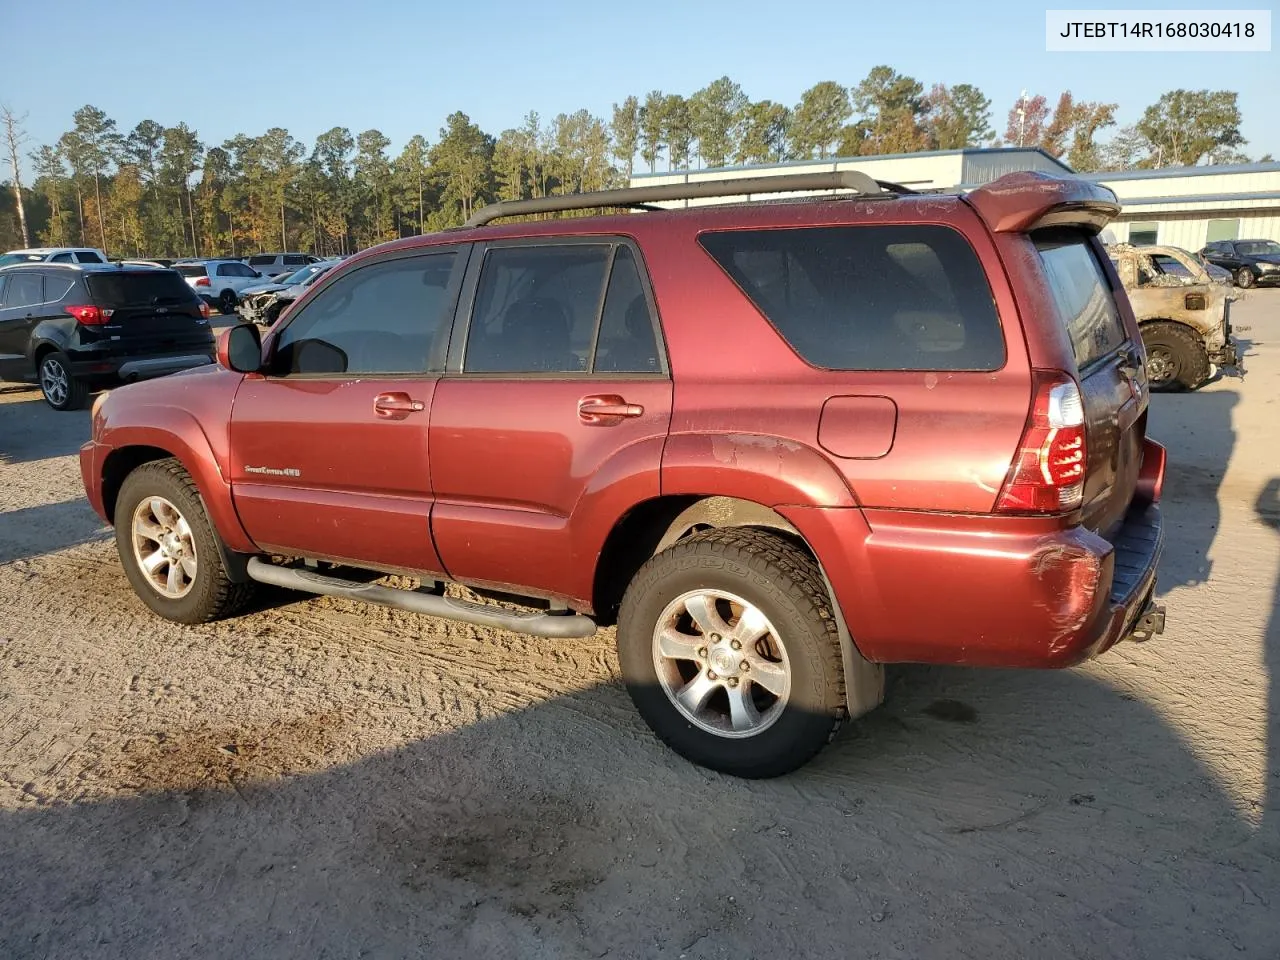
xmin=0 ymin=70 xmax=1261 ymax=258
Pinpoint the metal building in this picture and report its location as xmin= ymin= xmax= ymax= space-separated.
xmin=630 ymin=150 xmax=1280 ymax=249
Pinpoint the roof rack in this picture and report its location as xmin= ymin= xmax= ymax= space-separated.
xmin=462 ymin=170 xmax=904 ymax=228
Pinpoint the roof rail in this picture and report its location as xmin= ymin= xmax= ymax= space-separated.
xmin=462 ymin=170 xmax=896 ymax=228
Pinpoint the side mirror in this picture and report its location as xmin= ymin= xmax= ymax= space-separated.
xmin=253 ymin=270 xmax=263 ymax=278
xmin=217 ymin=323 xmax=263 ymax=373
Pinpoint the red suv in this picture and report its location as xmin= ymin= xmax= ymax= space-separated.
xmin=80 ymin=170 xmax=1166 ymax=777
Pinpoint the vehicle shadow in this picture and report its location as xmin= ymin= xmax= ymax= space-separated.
xmin=0 ymin=396 xmax=93 ymax=466
xmin=1145 ymin=389 xmax=1237 ymax=590
xmin=1 ymin=662 xmax=1276 ymax=959
xmin=1257 ymin=478 xmax=1280 ymax=856
xmin=0 ymin=499 xmax=111 ymax=564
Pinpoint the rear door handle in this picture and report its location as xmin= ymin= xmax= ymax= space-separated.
xmin=373 ymin=392 xmax=425 ymax=420
xmin=578 ymin=394 xmax=644 ymax=423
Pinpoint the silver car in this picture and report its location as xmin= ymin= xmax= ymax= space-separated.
xmin=236 ymin=258 xmax=344 ymax=325
xmin=174 ymin=259 xmax=267 ymax=313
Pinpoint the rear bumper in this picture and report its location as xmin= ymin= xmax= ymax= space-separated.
xmin=781 ymin=442 xmax=1167 ymax=668
xmin=71 ymin=352 xmax=213 ymax=383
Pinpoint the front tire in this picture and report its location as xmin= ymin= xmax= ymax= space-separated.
xmin=616 ymin=528 xmax=847 ymax=778
xmin=38 ymin=351 xmax=89 ymax=410
xmin=1140 ymin=322 xmax=1211 ymax=392
xmin=115 ymin=459 xmax=256 ymax=624
xmin=1235 ymin=267 xmax=1255 ymax=289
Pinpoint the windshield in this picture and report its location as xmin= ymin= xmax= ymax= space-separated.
xmin=280 ymin=264 xmax=322 ymax=284
xmin=87 ymin=271 xmax=198 ymax=306
xmin=302 ymin=265 xmax=334 ymax=285
xmin=1236 ymin=240 xmax=1280 ymax=256
xmin=0 ymin=253 xmax=44 ymax=267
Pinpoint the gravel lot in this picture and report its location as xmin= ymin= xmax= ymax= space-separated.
xmin=2 ymin=295 xmax=1278 ymax=959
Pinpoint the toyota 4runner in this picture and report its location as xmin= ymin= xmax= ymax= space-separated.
xmin=80 ymin=170 xmax=1167 ymax=777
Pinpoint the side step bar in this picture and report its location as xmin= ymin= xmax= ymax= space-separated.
xmin=245 ymin=558 xmax=598 ymax=639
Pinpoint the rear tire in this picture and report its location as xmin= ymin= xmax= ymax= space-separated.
xmin=114 ymin=458 xmax=256 ymax=624
xmin=616 ymin=527 xmax=847 ymax=778
xmin=1141 ymin=322 xmax=1211 ymax=392
xmin=219 ymin=289 xmax=238 ymax=313
xmin=1235 ymin=267 xmax=1255 ymax=289
xmin=38 ymin=351 xmax=89 ymax=411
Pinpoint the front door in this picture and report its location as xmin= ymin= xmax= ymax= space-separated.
xmin=429 ymin=239 xmax=673 ymax=608
xmin=229 ymin=246 xmax=468 ymax=575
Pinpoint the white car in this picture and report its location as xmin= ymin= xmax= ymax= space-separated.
xmin=0 ymin=246 xmax=110 ymax=267
xmin=174 ymin=259 xmax=268 ymax=313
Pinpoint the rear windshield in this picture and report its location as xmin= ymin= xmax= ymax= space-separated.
xmin=176 ymin=264 xmax=207 ymax=278
xmin=698 ymin=224 xmax=1005 ymax=371
xmin=1035 ymin=234 xmax=1128 ymax=370
xmin=87 ymin=271 xmax=198 ymax=307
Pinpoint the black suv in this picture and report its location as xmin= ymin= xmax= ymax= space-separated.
xmin=1199 ymin=239 xmax=1280 ymax=289
xmin=0 ymin=263 xmax=216 ymax=410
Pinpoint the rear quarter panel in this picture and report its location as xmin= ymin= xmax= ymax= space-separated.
xmin=637 ymin=199 xmax=1032 ymax=512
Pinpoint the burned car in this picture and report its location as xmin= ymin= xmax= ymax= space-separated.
xmin=1106 ymin=243 xmax=1241 ymax=391
xmin=236 ymin=258 xmax=343 ymax=326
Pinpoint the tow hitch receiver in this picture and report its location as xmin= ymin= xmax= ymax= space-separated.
xmin=1129 ymin=600 xmax=1166 ymax=642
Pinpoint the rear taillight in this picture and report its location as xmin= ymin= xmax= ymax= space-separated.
xmin=66 ymin=304 xmax=113 ymax=326
xmin=199 ymin=301 xmax=211 ymax=319
xmin=996 ymin=371 xmax=1087 ymax=514
xmin=195 ymin=276 xmax=210 ymax=287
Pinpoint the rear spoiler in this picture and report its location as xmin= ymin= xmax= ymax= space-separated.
xmin=964 ymin=171 xmax=1121 ymax=235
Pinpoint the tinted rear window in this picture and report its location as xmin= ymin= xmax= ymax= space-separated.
xmin=176 ymin=264 xmax=207 ymax=278
xmin=1035 ymin=235 xmax=1128 ymax=370
xmin=87 ymin=271 xmax=198 ymax=307
xmin=698 ymin=225 xmax=1004 ymax=371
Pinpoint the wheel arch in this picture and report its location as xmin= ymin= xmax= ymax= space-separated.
xmin=592 ymin=494 xmax=883 ymax=720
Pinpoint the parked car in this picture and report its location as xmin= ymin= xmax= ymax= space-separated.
xmin=79 ymin=170 xmax=1166 ymax=777
xmin=1143 ymin=248 xmax=1231 ymax=286
xmin=1106 ymin=243 xmax=1240 ymax=391
xmin=0 ymin=262 xmax=214 ymax=410
xmin=242 ymin=252 xmax=322 ymax=278
xmin=236 ymin=259 xmax=343 ymax=325
xmin=0 ymin=247 xmax=110 ymax=267
xmin=1199 ymin=239 xmax=1280 ymax=288
xmin=174 ymin=259 xmax=266 ymax=312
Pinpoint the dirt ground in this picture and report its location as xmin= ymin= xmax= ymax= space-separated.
xmin=2 ymin=294 xmax=1278 ymax=960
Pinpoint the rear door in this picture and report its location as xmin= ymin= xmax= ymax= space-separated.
xmin=0 ymin=272 xmax=46 ymax=378
xmin=83 ymin=270 xmax=212 ymax=358
xmin=228 ymin=246 xmax=467 ymax=574
xmin=1035 ymin=232 xmax=1145 ymax=536
xmin=429 ymin=238 xmax=672 ymax=606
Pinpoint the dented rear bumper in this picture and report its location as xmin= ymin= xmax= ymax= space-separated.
xmin=780 ymin=440 xmax=1167 ymax=669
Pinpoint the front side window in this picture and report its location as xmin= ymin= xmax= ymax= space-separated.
xmin=75 ymin=251 xmax=104 ymax=263
xmin=50 ymin=253 xmax=74 ymax=263
xmin=464 ymin=245 xmax=611 ymax=374
xmin=284 ymin=254 xmax=305 ymax=265
xmin=699 ymin=225 xmax=1005 ymax=371
xmin=272 ymin=252 xmax=457 ymax=376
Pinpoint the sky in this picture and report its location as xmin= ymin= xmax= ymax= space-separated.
xmin=2 ymin=0 xmax=1276 ymax=174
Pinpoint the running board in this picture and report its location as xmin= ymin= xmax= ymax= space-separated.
xmin=245 ymin=558 xmax=598 ymax=639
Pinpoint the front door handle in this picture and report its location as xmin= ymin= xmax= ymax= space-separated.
xmin=373 ymin=392 xmax=425 ymax=420
xmin=578 ymin=394 xmax=644 ymax=424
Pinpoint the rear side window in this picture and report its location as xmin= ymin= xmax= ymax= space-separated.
xmin=699 ymin=225 xmax=1004 ymax=371
xmin=176 ymin=264 xmax=207 ymax=278
xmin=87 ymin=271 xmax=196 ymax=306
xmin=1035 ymin=235 xmax=1129 ymax=371
xmin=45 ymin=277 xmax=76 ymax=302
xmin=249 ymin=255 xmax=275 ymax=267
xmin=50 ymin=252 xmax=74 ymax=263
xmin=8 ymin=273 xmax=43 ymax=307
xmin=76 ymin=251 xmax=104 ymax=263
xmin=464 ymin=245 xmax=611 ymax=374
